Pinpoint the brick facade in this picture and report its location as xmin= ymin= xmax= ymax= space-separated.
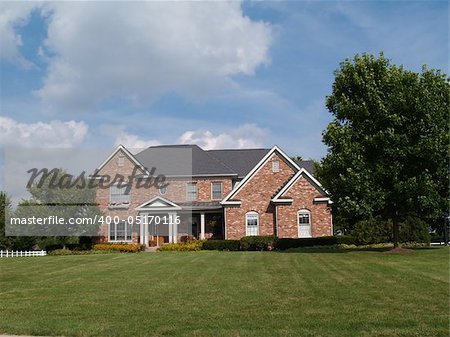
xmin=224 ymin=152 xmax=332 ymax=239
xmin=95 ymin=146 xmax=333 ymax=245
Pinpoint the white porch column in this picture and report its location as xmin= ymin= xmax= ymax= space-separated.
xmin=139 ymin=214 xmax=145 ymax=245
xmin=168 ymin=217 xmax=173 ymax=243
xmin=169 ymin=212 xmax=177 ymax=243
xmin=200 ymin=212 xmax=205 ymax=240
xmin=143 ymin=214 xmax=148 ymax=247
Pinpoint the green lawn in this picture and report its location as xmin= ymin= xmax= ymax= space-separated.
xmin=0 ymin=248 xmax=448 ymax=337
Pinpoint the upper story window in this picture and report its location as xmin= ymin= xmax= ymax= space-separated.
xmin=272 ymin=160 xmax=280 ymax=172
xmin=245 ymin=211 xmax=259 ymax=236
xmin=117 ymin=154 xmax=125 ymax=167
xmin=211 ymin=182 xmax=223 ymax=200
xmin=110 ymin=183 xmax=130 ymax=206
xmin=186 ymin=182 xmax=198 ymax=201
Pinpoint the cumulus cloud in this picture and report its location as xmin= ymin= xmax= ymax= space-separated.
xmin=178 ymin=124 xmax=268 ymax=150
xmin=30 ymin=2 xmax=272 ymax=110
xmin=114 ymin=131 xmax=161 ymax=152
xmin=0 ymin=1 xmax=37 ymax=68
xmin=0 ymin=116 xmax=88 ymax=148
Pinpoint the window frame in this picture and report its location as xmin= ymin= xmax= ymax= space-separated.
xmin=109 ymin=220 xmax=133 ymax=242
xmin=186 ymin=182 xmax=198 ymax=201
xmin=211 ymin=182 xmax=223 ymax=200
xmin=109 ymin=182 xmax=131 ymax=206
xmin=245 ymin=211 xmax=259 ymax=236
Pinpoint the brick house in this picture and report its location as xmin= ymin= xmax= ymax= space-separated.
xmin=93 ymin=144 xmax=332 ymax=246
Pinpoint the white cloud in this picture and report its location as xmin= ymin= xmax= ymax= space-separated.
xmin=114 ymin=131 xmax=160 ymax=152
xmin=0 ymin=2 xmax=38 ymax=68
xmin=32 ymin=2 xmax=272 ymax=110
xmin=0 ymin=116 xmax=88 ymax=148
xmin=178 ymin=124 xmax=268 ymax=150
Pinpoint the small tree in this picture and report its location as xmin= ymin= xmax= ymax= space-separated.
xmin=318 ymin=53 xmax=449 ymax=248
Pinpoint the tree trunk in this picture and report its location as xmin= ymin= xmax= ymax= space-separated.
xmin=393 ymin=218 xmax=400 ymax=248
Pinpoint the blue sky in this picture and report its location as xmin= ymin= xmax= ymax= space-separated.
xmin=0 ymin=1 xmax=448 ymax=160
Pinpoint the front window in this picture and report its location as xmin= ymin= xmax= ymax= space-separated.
xmin=187 ymin=182 xmax=198 ymax=201
xmin=246 ymin=212 xmax=259 ymax=236
xmin=211 ymin=182 xmax=222 ymax=200
xmin=110 ymin=183 xmax=130 ymax=205
xmin=109 ymin=221 xmax=132 ymax=241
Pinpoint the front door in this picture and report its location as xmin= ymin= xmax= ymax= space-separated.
xmin=298 ymin=211 xmax=312 ymax=238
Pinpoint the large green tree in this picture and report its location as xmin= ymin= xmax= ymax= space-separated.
xmin=317 ymin=53 xmax=449 ymax=247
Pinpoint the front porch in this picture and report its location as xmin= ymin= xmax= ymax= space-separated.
xmin=136 ymin=197 xmax=224 ymax=247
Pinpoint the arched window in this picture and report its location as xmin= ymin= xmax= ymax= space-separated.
xmin=246 ymin=211 xmax=259 ymax=236
xmin=298 ymin=209 xmax=312 ymax=238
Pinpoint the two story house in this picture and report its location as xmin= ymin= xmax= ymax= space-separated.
xmin=93 ymin=144 xmax=332 ymax=246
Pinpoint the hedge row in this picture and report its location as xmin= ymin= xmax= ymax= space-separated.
xmin=200 ymin=235 xmax=355 ymax=251
xmin=93 ymin=243 xmax=145 ymax=253
xmin=274 ymin=235 xmax=355 ymax=250
xmin=202 ymin=240 xmax=240 ymax=251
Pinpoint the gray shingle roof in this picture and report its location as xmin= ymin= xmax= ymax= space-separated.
xmin=134 ymin=145 xmax=270 ymax=177
xmin=135 ymin=145 xmax=235 ymax=176
xmin=134 ymin=144 xmax=315 ymax=178
xmin=207 ymin=148 xmax=271 ymax=178
xmin=295 ymin=160 xmax=316 ymax=176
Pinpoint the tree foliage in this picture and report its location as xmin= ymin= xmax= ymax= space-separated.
xmin=317 ymin=53 xmax=449 ymax=246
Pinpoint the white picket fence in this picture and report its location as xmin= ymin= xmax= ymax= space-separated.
xmin=0 ymin=250 xmax=47 ymax=258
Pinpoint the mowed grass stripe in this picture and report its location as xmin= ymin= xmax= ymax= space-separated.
xmin=0 ymin=248 xmax=448 ymax=337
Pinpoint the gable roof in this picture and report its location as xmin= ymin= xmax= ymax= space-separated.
xmin=221 ymin=146 xmax=301 ymax=205
xmin=271 ymin=168 xmax=329 ymax=203
xmin=93 ymin=144 xmax=148 ymax=176
xmin=135 ymin=196 xmax=182 ymax=211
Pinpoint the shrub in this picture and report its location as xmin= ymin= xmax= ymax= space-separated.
xmin=352 ymin=217 xmax=431 ymax=245
xmin=352 ymin=218 xmax=392 ymax=245
xmin=202 ymin=240 xmax=240 ymax=251
xmin=399 ymin=216 xmax=430 ymax=244
xmin=93 ymin=243 xmax=145 ymax=253
xmin=157 ymin=241 xmax=204 ymax=251
xmin=239 ymin=236 xmax=277 ymax=251
xmin=274 ymin=235 xmax=355 ymax=250
xmin=45 ymin=244 xmax=65 ymax=251
xmin=48 ymin=249 xmax=112 ymax=256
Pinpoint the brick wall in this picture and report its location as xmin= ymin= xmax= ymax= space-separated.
xmin=225 ymin=152 xmax=295 ymax=239
xmin=276 ymin=175 xmax=332 ymax=238
xmin=95 ymin=149 xmax=232 ymax=243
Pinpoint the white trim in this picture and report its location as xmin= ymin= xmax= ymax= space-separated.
xmin=135 ymin=196 xmax=182 ymax=211
xmin=221 ymin=146 xmax=300 ymax=205
xmin=186 ymin=182 xmax=198 ymax=201
xmin=108 ymin=220 xmax=133 ymax=243
xmin=272 ymin=169 xmax=329 ymax=203
xmin=245 ymin=211 xmax=259 ymax=236
xmin=94 ymin=145 xmax=149 ymax=176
